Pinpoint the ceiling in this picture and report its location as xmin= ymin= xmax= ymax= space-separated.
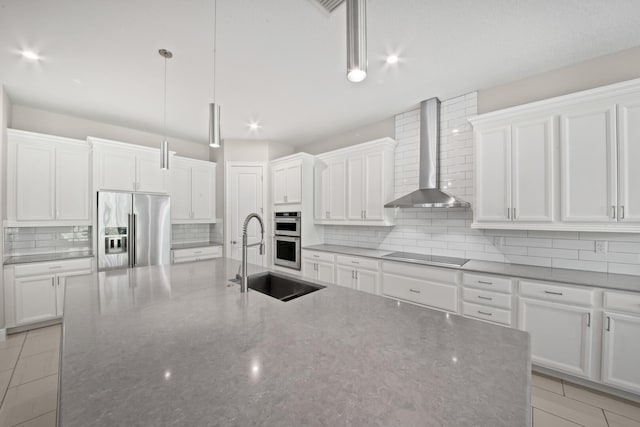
xmin=1 ymin=0 xmax=640 ymax=146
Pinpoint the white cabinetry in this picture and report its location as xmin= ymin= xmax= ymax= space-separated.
xmin=272 ymin=160 xmax=301 ymax=205
xmin=315 ymin=138 xmax=396 ymax=226
xmin=7 ymin=129 xmax=91 ymax=226
xmin=301 ymin=250 xmax=335 ymax=284
xmin=518 ymin=281 xmax=595 ymax=378
xmin=382 ymin=261 xmax=458 ymax=312
xmin=4 ymin=258 xmax=93 ymax=328
xmin=473 ymin=117 xmax=555 ymax=224
xmin=470 ymin=79 xmax=640 ymax=232
xmin=91 ymin=138 xmax=170 ymax=193
xmin=601 ymin=291 xmax=640 ymax=394
xmin=170 ymin=156 xmax=216 ymax=223
xmin=462 ymin=273 xmax=514 ymax=326
xmin=335 ymin=255 xmax=380 ymax=294
xmin=171 ymin=246 xmax=222 ymax=263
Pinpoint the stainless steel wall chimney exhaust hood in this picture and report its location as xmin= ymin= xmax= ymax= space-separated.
xmin=385 ymin=98 xmax=471 ymax=209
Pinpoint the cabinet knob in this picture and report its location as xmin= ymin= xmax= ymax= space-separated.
xmin=231 ymin=240 xmax=237 ymax=245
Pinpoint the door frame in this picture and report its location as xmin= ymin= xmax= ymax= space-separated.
xmin=224 ymin=161 xmax=268 ymax=261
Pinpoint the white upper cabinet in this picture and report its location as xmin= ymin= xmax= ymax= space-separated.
xmin=91 ymin=138 xmax=170 ymax=194
xmin=315 ymin=138 xmax=396 ymax=226
xmin=474 ymin=118 xmax=554 ymax=224
xmin=7 ymin=129 xmax=91 ymax=225
xmin=471 ymin=78 xmax=640 ymax=232
xmin=169 ymin=156 xmax=216 ymax=223
xmin=560 ymin=104 xmax=616 ymax=223
xmin=272 ymin=159 xmax=302 ymax=205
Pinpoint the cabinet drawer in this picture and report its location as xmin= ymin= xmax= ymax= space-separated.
xmin=383 ymin=261 xmax=458 ymax=285
xmin=463 ymin=302 xmax=512 ymax=326
xmin=463 ymin=288 xmax=512 ymax=310
xmin=519 ymin=280 xmax=594 ymax=306
xmin=173 ymin=246 xmax=221 ymax=261
xmin=462 ymin=273 xmax=513 ymax=293
xmin=604 ymin=291 xmax=640 ymax=314
xmin=14 ymin=258 xmax=93 ymax=278
xmin=336 ymin=255 xmax=379 ymax=271
xmin=383 ymin=272 xmax=458 ymax=312
xmin=302 ymin=250 xmax=335 ymax=263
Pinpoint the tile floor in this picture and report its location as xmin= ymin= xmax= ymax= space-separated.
xmin=0 ymin=324 xmax=639 ymax=426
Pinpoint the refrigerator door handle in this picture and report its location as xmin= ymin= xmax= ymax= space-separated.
xmin=132 ymin=213 xmax=137 ymax=266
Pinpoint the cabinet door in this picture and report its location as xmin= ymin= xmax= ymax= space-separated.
xmin=602 ymin=312 xmax=640 ymax=394
xmin=336 ymin=265 xmax=355 ymax=288
xmin=285 ymin=163 xmax=302 ymax=204
xmin=302 ymin=259 xmax=317 ymax=280
xmin=356 ymin=268 xmax=379 ymax=295
xmin=191 ymin=163 xmax=215 ymax=220
xmin=273 ymin=166 xmax=287 ymax=205
xmin=55 ymin=275 xmax=66 ymax=316
xmin=347 ymin=155 xmax=364 ymax=220
xmin=170 ymin=159 xmax=191 ymax=221
xmin=617 ymin=99 xmax=640 ymax=223
xmin=511 ymin=117 xmax=555 ymax=222
xmin=560 ymin=105 xmax=617 ymax=222
xmin=315 ymin=165 xmax=329 ymax=220
xmin=136 ymin=152 xmax=168 ymax=193
xmin=97 ymin=149 xmax=136 ymax=191
xmin=15 ymin=143 xmax=56 ymax=221
xmin=328 ymin=159 xmax=346 ymax=220
xmin=475 ymin=127 xmax=511 ymax=222
xmin=364 ymin=151 xmax=384 ymax=220
xmin=316 ymin=261 xmax=335 ymax=284
xmin=56 ymin=146 xmax=90 ymax=221
xmin=15 ymin=275 xmax=57 ymax=325
xmin=519 ymin=298 xmax=593 ymax=378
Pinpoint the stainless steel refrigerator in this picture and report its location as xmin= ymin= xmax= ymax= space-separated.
xmin=97 ymin=191 xmax=170 ymax=271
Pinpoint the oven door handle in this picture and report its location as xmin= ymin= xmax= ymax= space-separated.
xmin=274 ymin=218 xmax=300 ymax=223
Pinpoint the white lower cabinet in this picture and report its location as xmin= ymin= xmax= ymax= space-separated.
xmin=601 ymin=291 xmax=640 ymax=394
xmin=301 ymin=250 xmax=335 ymax=284
xmin=5 ymin=258 xmax=93 ymax=328
xmin=382 ymin=261 xmax=458 ymax=313
xmin=336 ymin=255 xmax=380 ymax=294
xmin=171 ymin=246 xmax=222 ymax=264
xmin=519 ymin=297 xmax=594 ymax=378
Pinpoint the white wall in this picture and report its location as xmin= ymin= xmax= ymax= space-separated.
xmin=0 ymin=86 xmax=11 ymax=330
xmin=478 ymin=45 xmax=640 ymax=113
xmin=10 ymin=105 xmax=210 ymax=161
xmin=295 ymin=117 xmax=395 ymax=155
xmin=322 ymin=92 xmax=640 ymax=277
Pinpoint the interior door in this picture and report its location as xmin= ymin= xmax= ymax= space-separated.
xmin=228 ymin=165 xmax=265 ymax=265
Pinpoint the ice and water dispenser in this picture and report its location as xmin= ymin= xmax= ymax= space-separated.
xmin=104 ymin=227 xmax=128 ymax=254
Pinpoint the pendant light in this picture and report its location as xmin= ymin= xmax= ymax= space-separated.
xmin=346 ymin=0 xmax=367 ymax=83
xmin=209 ymin=0 xmax=221 ymax=148
xmin=159 ymin=48 xmax=172 ymax=169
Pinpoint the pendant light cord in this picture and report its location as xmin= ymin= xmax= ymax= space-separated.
xmin=213 ymin=0 xmax=217 ymax=102
xmin=163 ymin=55 xmax=167 ymax=139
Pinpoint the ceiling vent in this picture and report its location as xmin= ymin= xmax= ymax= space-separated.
xmin=313 ymin=0 xmax=344 ymax=13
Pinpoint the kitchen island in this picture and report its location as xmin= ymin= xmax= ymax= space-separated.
xmin=59 ymin=258 xmax=531 ymax=426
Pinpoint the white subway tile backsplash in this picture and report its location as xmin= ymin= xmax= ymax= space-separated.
xmin=322 ymin=92 xmax=640 ymax=276
xmin=4 ymin=226 xmax=91 ymax=256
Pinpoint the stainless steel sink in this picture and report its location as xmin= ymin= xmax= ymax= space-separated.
xmin=245 ymin=272 xmax=325 ymax=301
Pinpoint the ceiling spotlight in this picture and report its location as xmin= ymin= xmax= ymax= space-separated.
xmin=249 ymin=122 xmax=260 ymax=130
xmin=21 ymin=50 xmax=39 ymax=60
xmin=386 ymin=55 xmax=399 ymax=65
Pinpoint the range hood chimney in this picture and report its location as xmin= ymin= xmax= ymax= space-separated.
xmin=385 ymin=98 xmax=471 ymax=208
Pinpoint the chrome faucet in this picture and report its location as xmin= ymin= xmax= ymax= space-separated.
xmin=240 ymin=213 xmax=265 ymax=292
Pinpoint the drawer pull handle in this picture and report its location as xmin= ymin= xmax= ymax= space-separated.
xmin=49 ymin=266 xmax=63 ymax=269
xmin=478 ymin=296 xmax=493 ymax=301
xmin=606 ymin=316 xmax=611 ymax=332
xmin=587 ymin=313 xmax=591 ymax=327
xmin=478 ymin=310 xmax=492 ymax=316
xmin=194 ymin=251 xmax=202 ymax=254
xmin=544 ymin=291 xmax=563 ymax=296
xmin=409 ymin=289 xmax=421 ymax=294
xmin=478 ymin=280 xmax=492 ymax=285
xmin=352 ymin=261 xmax=359 ymax=264
xmin=313 ymin=255 xmax=320 ymax=258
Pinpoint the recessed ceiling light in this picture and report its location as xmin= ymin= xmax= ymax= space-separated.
xmin=451 ymin=128 xmax=460 ymax=134
xmin=386 ymin=55 xmax=399 ymax=65
xmin=21 ymin=50 xmax=40 ymax=60
xmin=248 ymin=122 xmax=260 ymax=130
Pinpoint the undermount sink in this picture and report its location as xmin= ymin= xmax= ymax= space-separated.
xmin=244 ymin=272 xmax=325 ymax=301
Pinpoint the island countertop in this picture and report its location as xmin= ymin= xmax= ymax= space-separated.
xmin=60 ymin=258 xmax=531 ymax=426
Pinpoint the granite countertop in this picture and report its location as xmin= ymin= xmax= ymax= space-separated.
xmin=171 ymin=241 xmax=223 ymax=250
xmin=304 ymin=244 xmax=640 ymax=292
xmin=3 ymin=251 xmax=94 ymax=266
xmin=60 ymin=258 xmax=531 ymax=426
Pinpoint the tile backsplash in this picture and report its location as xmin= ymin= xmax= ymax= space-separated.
xmin=323 ymin=92 xmax=640 ymax=276
xmin=172 ymin=222 xmax=222 ymax=245
xmin=4 ymin=226 xmax=92 ymax=257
